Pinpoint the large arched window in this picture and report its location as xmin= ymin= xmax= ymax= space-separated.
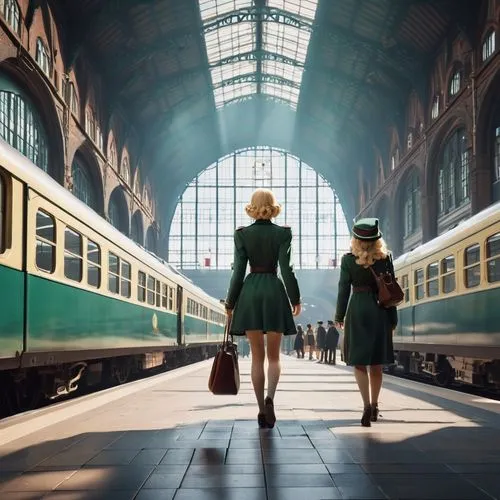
xmin=2 ymin=0 xmax=20 ymax=35
xmin=169 ymin=147 xmax=350 ymax=270
xmin=448 ymin=68 xmax=462 ymax=98
xmin=403 ymin=170 xmax=421 ymax=237
xmin=438 ymin=129 xmax=469 ymax=215
xmin=131 ymin=211 xmax=143 ymax=245
xmin=72 ymin=157 xmax=95 ymax=210
xmin=0 ymin=75 xmax=49 ymax=172
xmin=108 ymin=188 xmax=129 ymax=236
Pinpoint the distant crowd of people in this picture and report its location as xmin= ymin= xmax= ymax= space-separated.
xmin=293 ymin=321 xmax=341 ymax=364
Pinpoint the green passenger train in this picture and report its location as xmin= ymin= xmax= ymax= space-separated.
xmin=0 ymin=141 xmax=225 ymax=413
xmin=393 ymin=201 xmax=500 ymax=388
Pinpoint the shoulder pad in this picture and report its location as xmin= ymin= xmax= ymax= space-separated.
xmin=236 ymin=226 xmax=245 ymax=231
xmin=345 ymin=252 xmax=353 ymax=256
xmin=281 ymin=225 xmax=291 ymax=229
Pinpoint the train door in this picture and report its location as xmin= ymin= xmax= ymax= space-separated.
xmin=176 ymin=285 xmax=183 ymax=345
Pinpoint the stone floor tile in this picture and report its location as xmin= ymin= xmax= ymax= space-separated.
xmin=0 ymin=494 xmax=46 ymax=500
xmin=315 ymin=449 xmax=354 ymax=464
xmin=36 ymin=450 xmax=99 ymax=468
xmin=261 ymin=437 xmax=313 ymax=449
xmin=159 ymin=450 xmax=194 ymax=465
xmin=190 ymin=448 xmax=226 ymax=465
xmin=266 ymin=486 xmax=342 ymax=500
xmin=338 ymin=485 xmax=387 ymax=499
xmin=173 ymin=488 xmax=266 ymax=500
xmin=265 ymin=463 xmax=328 ymax=475
xmin=185 ymin=464 xmax=262 ymax=475
xmin=44 ymin=491 xmax=137 ymax=500
xmin=463 ymin=474 xmax=500 ymax=499
xmin=325 ymin=463 xmax=364 ymax=474
xmin=266 ymin=473 xmax=335 ymax=487
xmin=0 ymin=470 xmax=77 ymax=492
xmin=228 ymin=439 xmax=261 ymax=449
xmin=130 ymin=449 xmax=168 ymax=465
xmin=225 ymin=449 xmax=262 ymax=465
xmin=141 ymin=472 xmax=184 ymax=489
xmin=263 ymin=448 xmax=322 ymax=464
xmin=55 ymin=465 xmax=154 ymax=491
xmin=362 ymin=463 xmax=451 ymax=474
xmin=181 ymin=473 xmax=265 ymax=488
xmin=135 ymin=489 xmax=176 ymax=500
xmin=331 ymin=473 xmax=375 ymax=487
xmin=86 ymin=449 xmax=140 ymax=466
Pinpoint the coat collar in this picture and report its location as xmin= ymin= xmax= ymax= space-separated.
xmin=253 ymin=219 xmax=272 ymax=225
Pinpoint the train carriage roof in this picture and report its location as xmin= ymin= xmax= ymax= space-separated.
xmin=394 ymin=202 xmax=500 ymax=269
xmin=0 ymin=141 xmax=222 ymax=309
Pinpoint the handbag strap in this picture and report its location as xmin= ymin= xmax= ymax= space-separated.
xmin=224 ymin=318 xmax=233 ymax=344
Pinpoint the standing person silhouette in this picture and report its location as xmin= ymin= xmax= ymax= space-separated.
xmin=335 ymin=218 xmax=397 ymax=427
xmin=225 ymin=188 xmax=301 ymax=428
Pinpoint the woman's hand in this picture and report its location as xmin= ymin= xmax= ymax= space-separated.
xmin=335 ymin=321 xmax=344 ymax=330
xmin=292 ymin=303 xmax=302 ymax=316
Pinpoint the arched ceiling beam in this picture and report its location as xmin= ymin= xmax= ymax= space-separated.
xmin=107 ymin=5 xmax=422 ymax=78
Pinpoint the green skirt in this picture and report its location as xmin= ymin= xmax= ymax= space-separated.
xmin=343 ymin=292 xmax=394 ymax=366
xmin=230 ymin=274 xmax=296 ymax=336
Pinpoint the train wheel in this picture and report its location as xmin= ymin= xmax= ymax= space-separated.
xmin=433 ymin=359 xmax=453 ymax=387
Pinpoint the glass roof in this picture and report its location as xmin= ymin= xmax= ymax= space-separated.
xmin=198 ymin=0 xmax=318 ymax=109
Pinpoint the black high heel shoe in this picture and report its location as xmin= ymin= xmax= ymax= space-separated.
xmin=257 ymin=413 xmax=267 ymax=428
xmin=370 ymin=403 xmax=379 ymax=422
xmin=264 ymin=396 xmax=276 ymax=428
xmin=361 ymin=406 xmax=372 ymax=427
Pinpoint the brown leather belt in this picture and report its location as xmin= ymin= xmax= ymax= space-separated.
xmin=250 ymin=266 xmax=277 ymax=274
xmin=353 ymin=286 xmax=376 ymax=293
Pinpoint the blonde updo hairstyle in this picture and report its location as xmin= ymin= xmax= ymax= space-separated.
xmin=245 ymin=188 xmax=282 ymax=220
xmin=351 ymin=237 xmax=388 ymax=268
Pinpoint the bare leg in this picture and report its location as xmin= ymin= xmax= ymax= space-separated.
xmin=354 ymin=366 xmax=370 ymax=408
xmin=266 ymin=332 xmax=282 ymax=400
xmin=246 ymin=331 xmax=265 ymax=412
xmin=369 ymin=365 xmax=383 ymax=405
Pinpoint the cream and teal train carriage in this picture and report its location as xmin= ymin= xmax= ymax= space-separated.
xmin=0 ymin=141 xmax=225 ymax=413
xmin=393 ymin=201 xmax=500 ymax=388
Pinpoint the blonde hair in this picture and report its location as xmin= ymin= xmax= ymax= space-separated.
xmin=351 ymin=237 xmax=388 ymax=267
xmin=245 ymin=188 xmax=281 ymax=220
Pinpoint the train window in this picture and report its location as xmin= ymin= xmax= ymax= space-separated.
xmin=121 ymin=260 xmax=131 ymax=298
xmin=87 ymin=239 xmax=101 ymax=288
xmin=441 ymin=255 xmax=456 ymax=293
xmin=464 ymin=244 xmax=480 ymax=288
xmin=401 ymin=275 xmax=409 ymax=302
xmin=108 ymin=252 xmax=120 ymax=294
xmin=35 ymin=210 xmax=56 ymax=273
xmin=64 ymin=227 xmax=83 ymax=282
xmin=147 ymin=275 xmax=155 ymax=305
xmin=486 ymin=233 xmax=500 ymax=283
xmin=155 ymin=280 xmax=161 ymax=307
xmin=162 ymin=284 xmax=168 ymax=308
xmin=426 ymin=262 xmax=439 ymax=297
xmin=414 ymin=269 xmax=424 ymax=300
xmin=138 ymin=271 xmax=146 ymax=302
xmin=169 ymin=287 xmax=174 ymax=311
xmin=0 ymin=173 xmax=4 ymax=254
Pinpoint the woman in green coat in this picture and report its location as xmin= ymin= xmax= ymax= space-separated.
xmin=335 ymin=218 xmax=397 ymax=427
xmin=225 ymin=188 xmax=301 ymax=428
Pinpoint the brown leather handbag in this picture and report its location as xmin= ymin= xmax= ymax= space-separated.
xmin=208 ymin=320 xmax=240 ymax=395
xmin=369 ymin=256 xmax=404 ymax=308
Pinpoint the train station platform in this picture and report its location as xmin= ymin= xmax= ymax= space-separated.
xmin=1 ymin=356 xmax=500 ymax=500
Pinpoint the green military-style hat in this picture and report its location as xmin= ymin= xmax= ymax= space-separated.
xmin=352 ymin=218 xmax=382 ymax=241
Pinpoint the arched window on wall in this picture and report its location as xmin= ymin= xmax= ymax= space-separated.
xmin=403 ymin=170 xmax=421 ymax=238
xmin=131 ymin=211 xmax=143 ymax=245
xmin=438 ymin=129 xmax=469 ymax=215
xmin=494 ymin=126 xmax=500 ymax=184
xmin=431 ymin=95 xmax=440 ymax=120
xmin=121 ymin=156 xmax=130 ymax=184
xmin=85 ymin=105 xmax=102 ymax=150
xmin=108 ymin=139 xmax=117 ymax=169
xmin=108 ymin=188 xmax=129 ymax=236
xmin=1 ymin=0 xmax=20 ymax=35
xmin=133 ymin=170 xmax=141 ymax=199
xmin=146 ymin=226 xmax=157 ymax=254
xmin=0 ymin=76 xmax=49 ymax=172
xmin=449 ymin=68 xmax=462 ymax=98
xmin=391 ymin=149 xmax=399 ymax=171
xmin=143 ymin=186 xmax=151 ymax=211
xmin=482 ymin=29 xmax=496 ymax=62
xmin=72 ymin=156 xmax=95 ymax=211
xmin=35 ymin=38 xmax=50 ymax=77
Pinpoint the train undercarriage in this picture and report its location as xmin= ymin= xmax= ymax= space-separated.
xmin=0 ymin=344 xmax=218 ymax=417
xmin=392 ymin=349 xmax=500 ymax=390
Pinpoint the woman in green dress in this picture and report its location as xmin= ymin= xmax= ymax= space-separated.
xmin=225 ymin=188 xmax=302 ymax=428
xmin=335 ymin=218 xmax=397 ymax=427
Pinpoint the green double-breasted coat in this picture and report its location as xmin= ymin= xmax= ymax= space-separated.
xmin=335 ymin=253 xmax=397 ymax=366
xmin=225 ymin=219 xmax=301 ymax=336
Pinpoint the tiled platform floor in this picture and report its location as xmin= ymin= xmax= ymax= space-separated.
xmin=1 ymin=355 xmax=500 ymax=499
